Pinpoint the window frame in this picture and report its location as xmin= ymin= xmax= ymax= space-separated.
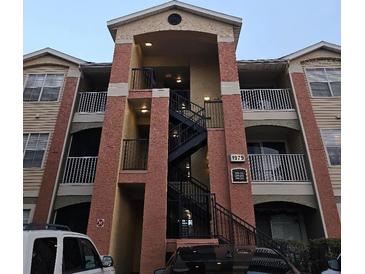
xmin=23 ymin=73 xmax=65 ymax=103
xmin=305 ymin=67 xmax=341 ymax=98
xmin=320 ymin=128 xmax=341 ymax=166
xmin=31 ymin=237 xmax=58 ymax=274
xmin=23 ymin=133 xmax=50 ymax=169
xmin=62 ymin=236 xmax=103 ymax=274
xmin=23 ymin=204 xmax=36 ymax=224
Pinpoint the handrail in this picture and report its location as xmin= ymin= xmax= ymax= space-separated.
xmin=62 ymin=156 xmax=98 ymax=184
xmin=130 ymin=68 xmax=156 ymax=89
xmin=122 ymin=139 xmax=149 ymax=170
xmin=248 ymin=154 xmax=309 ymax=182
xmin=77 ymin=91 xmax=107 ymax=113
xmin=168 ymin=119 xmax=205 ymax=152
xmin=241 ymin=88 xmax=294 ymax=111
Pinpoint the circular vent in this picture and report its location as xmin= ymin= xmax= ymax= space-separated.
xmin=168 ymin=13 xmax=182 ymax=25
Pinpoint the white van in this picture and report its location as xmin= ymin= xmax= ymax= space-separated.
xmin=23 ymin=224 xmax=115 ymax=274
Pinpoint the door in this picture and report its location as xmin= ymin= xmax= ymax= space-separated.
xmin=62 ymin=237 xmax=105 ymax=274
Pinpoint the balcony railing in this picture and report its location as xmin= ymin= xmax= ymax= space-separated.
xmin=122 ymin=139 xmax=149 ymax=170
xmin=249 ymin=154 xmax=309 ymax=182
xmin=130 ymin=68 xmax=156 ymax=90
xmin=77 ymin=92 xmax=107 ymax=113
xmin=204 ymin=100 xmax=224 ymax=128
xmin=62 ymin=157 xmax=98 ymax=184
xmin=241 ymin=89 xmax=294 ymax=111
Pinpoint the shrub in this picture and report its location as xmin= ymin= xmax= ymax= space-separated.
xmin=273 ymin=238 xmax=341 ymax=274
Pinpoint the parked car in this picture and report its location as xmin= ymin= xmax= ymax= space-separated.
xmin=23 ymin=224 xmax=115 ymax=274
xmin=321 ymin=254 xmax=341 ymax=274
xmin=154 ymin=244 xmax=300 ymax=274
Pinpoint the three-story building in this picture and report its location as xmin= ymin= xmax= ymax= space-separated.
xmin=23 ymin=1 xmax=341 ymax=273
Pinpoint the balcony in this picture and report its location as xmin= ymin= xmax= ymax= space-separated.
xmin=122 ymin=139 xmax=149 ymax=170
xmin=73 ymin=91 xmax=107 ymax=124
xmin=130 ymin=68 xmax=156 ymax=90
xmin=249 ymin=154 xmax=309 ymax=182
xmin=77 ymin=91 xmax=107 ymax=113
xmin=59 ymin=127 xmax=101 ymax=195
xmin=241 ymin=89 xmax=294 ymax=111
xmin=62 ymin=156 xmax=98 ymax=184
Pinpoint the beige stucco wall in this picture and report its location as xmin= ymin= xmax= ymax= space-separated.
xmin=109 ymin=187 xmax=143 ymax=274
xmin=23 ymin=56 xmax=78 ymax=197
xmin=289 ymin=49 xmax=341 ymax=197
xmin=114 ymin=9 xmax=234 ymax=44
xmin=191 ymin=146 xmax=209 ymax=186
xmin=190 ymin=56 xmax=221 ymax=106
xmin=123 ymin=102 xmax=139 ymax=139
xmin=143 ymin=53 xmax=221 ymax=107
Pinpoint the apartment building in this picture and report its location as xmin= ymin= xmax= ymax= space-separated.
xmin=23 ymin=1 xmax=341 ymax=273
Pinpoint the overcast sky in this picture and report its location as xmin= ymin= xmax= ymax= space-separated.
xmin=23 ymin=0 xmax=340 ymax=62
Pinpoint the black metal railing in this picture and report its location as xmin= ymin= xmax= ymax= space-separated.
xmin=122 ymin=139 xmax=149 ymax=170
xmin=168 ymin=122 xmax=204 ymax=152
xmin=204 ymin=100 xmax=224 ymax=128
xmin=170 ymin=92 xmax=207 ymax=127
xmin=130 ymin=68 xmax=156 ymax=89
xmin=167 ymin=193 xmax=212 ymax=239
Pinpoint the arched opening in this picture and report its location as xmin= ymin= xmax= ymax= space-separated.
xmin=54 ymin=202 xmax=90 ymax=233
xmin=255 ymin=201 xmax=324 ymax=241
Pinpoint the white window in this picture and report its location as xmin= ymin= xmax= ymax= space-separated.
xmin=306 ymin=68 xmax=341 ymax=97
xmin=23 ymin=133 xmax=49 ymax=168
xmin=23 ymin=74 xmax=64 ymax=102
xmin=23 ymin=209 xmax=31 ymax=224
xmin=321 ymin=129 xmax=341 ymax=166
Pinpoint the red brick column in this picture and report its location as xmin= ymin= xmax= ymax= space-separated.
xmin=87 ymin=43 xmax=132 ymax=253
xmin=207 ymin=129 xmax=231 ymax=209
xmin=33 ymin=74 xmax=79 ymax=223
xmin=291 ymin=72 xmax=341 ymax=238
xmin=139 ymin=92 xmax=169 ymax=274
xmin=217 ymin=42 xmax=255 ymax=225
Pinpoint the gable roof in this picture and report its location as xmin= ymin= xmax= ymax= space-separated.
xmin=280 ymin=41 xmax=341 ymax=60
xmin=107 ymin=0 xmax=242 ymax=42
xmin=23 ymin=47 xmax=86 ymax=65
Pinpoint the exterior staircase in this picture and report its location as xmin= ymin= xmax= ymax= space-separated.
xmin=168 ymin=92 xmax=207 ymax=163
xmin=167 ymin=91 xmax=296 ymax=262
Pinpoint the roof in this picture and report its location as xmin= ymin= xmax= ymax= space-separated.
xmin=107 ymin=0 xmax=242 ymax=43
xmin=23 ymin=47 xmax=86 ymax=65
xmin=280 ymin=41 xmax=341 ymax=60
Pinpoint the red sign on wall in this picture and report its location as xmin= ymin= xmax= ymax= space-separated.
xmin=96 ymin=219 xmax=105 ymax=228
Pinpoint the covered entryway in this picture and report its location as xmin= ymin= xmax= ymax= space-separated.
xmin=54 ymin=202 xmax=90 ymax=233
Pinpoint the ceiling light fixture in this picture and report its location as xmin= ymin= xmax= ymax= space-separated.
xmin=141 ymin=106 xmax=149 ymax=113
xmin=204 ymin=96 xmax=211 ymax=101
xmin=145 ymin=42 xmax=153 ymax=47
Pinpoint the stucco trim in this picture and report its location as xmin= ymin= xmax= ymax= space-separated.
xmin=220 ymin=81 xmax=240 ymax=95
xmin=108 ymin=83 xmax=129 ymax=96
xmin=107 ymin=1 xmax=242 ymax=29
xmin=24 ymin=47 xmax=86 ymax=65
xmin=152 ymin=88 xmax=170 ymax=97
xmin=281 ymin=41 xmax=341 ymax=61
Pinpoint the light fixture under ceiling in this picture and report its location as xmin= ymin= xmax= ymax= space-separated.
xmin=145 ymin=42 xmax=153 ymax=47
xmin=141 ymin=106 xmax=149 ymax=113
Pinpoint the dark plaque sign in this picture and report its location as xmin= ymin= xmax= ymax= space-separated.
xmin=231 ymin=168 xmax=248 ymax=183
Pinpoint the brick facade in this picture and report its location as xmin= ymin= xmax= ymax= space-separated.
xmin=87 ymin=43 xmax=132 ymax=253
xmin=139 ymin=96 xmax=169 ymax=274
xmin=217 ymin=42 xmax=255 ymax=225
xmin=291 ymin=72 xmax=341 ymax=238
xmin=32 ymin=76 xmax=79 ymax=223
